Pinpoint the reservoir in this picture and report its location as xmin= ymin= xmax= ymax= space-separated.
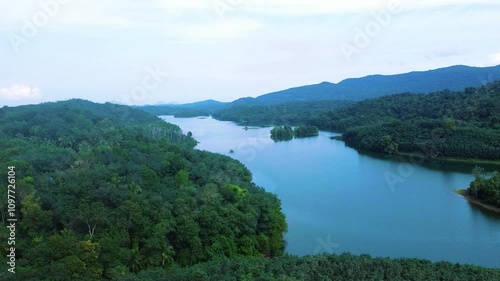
xmin=161 ymin=116 xmax=500 ymax=268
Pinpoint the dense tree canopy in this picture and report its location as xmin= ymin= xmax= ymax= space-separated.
xmin=0 ymin=100 xmax=287 ymax=280
xmin=467 ymin=168 xmax=500 ymax=208
xmin=310 ymin=82 xmax=500 ymax=160
xmin=117 ymin=253 xmax=500 ymax=281
xmin=270 ymin=126 xmax=319 ymax=142
xmin=2 ymin=99 xmax=499 ymax=280
xmin=294 ymin=126 xmax=319 ymax=138
xmin=270 ymin=126 xmax=294 ymax=142
xmin=213 ymin=101 xmax=353 ymax=126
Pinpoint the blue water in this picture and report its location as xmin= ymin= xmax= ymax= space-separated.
xmin=162 ymin=116 xmax=500 ymax=268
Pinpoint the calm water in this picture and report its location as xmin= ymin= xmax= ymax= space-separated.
xmin=162 ymin=116 xmax=500 ymax=268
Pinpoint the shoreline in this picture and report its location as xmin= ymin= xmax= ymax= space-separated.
xmin=322 ymin=131 xmax=500 ymax=166
xmin=171 ymin=115 xmax=500 ymax=166
xmin=454 ymin=189 xmax=500 ymax=214
xmin=397 ymin=152 xmax=500 ymax=166
xmin=340 ymin=145 xmax=500 ymax=167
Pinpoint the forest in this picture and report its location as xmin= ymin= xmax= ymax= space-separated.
xmin=0 ymin=100 xmax=287 ymax=280
xmin=270 ymin=126 xmax=294 ymax=141
xmin=310 ymin=81 xmax=500 ymax=160
xmin=294 ymin=126 xmax=319 ymax=138
xmin=212 ymin=100 xmax=353 ymax=126
xmin=2 ymin=99 xmax=500 ymax=280
xmin=139 ymin=106 xmax=211 ymax=118
xmin=119 ymin=253 xmax=500 ymax=281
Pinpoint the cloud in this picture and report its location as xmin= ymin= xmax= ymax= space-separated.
xmin=1 ymin=0 xmax=499 ymax=105
xmin=2 ymin=0 xmax=498 ymax=30
xmin=489 ymin=53 xmax=500 ymax=65
xmin=212 ymin=0 xmax=499 ymax=16
xmin=0 ymin=84 xmax=42 ymax=106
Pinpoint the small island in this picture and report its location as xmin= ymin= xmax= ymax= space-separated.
xmin=294 ymin=125 xmax=320 ymax=138
xmin=270 ymin=126 xmax=294 ymax=141
xmin=456 ymin=168 xmax=500 ymax=214
xmin=270 ymin=125 xmax=319 ymax=141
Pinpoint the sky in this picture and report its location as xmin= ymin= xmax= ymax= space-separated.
xmin=1 ymin=0 xmax=500 ymax=106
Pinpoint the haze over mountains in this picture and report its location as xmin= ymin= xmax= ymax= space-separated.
xmin=143 ymin=64 xmax=500 ymax=115
xmin=247 ymin=64 xmax=500 ymax=105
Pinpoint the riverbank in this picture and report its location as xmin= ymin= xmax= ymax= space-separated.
xmin=336 ymin=141 xmax=500 ymax=167
xmin=397 ymin=152 xmax=500 ymax=166
xmin=454 ymin=189 xmax=500 ymax=214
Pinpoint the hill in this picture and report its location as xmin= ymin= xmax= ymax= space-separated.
xmin=2 ymin=99 xmax=499 ymax=280
xmin=235 ymin=64 xmax=500 ymax=106
xmin=310 ymin=82 xmax=500 ymax=160
xmin=140 ymin=65 xmax=500 ymax=116
xmin=0 ymin=99 xmax=287 ymax=280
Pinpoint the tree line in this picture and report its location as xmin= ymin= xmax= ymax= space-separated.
xmin=117 ymin=253 xmax=500 ymax=281
xmin=213 ymin=100 xmax=353 ymax=126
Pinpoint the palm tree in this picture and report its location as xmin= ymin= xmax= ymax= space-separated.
xmin=161 ymin=245 xmax=175 ymax=267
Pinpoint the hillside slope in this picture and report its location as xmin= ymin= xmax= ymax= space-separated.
xmin=311 ymin=82 xmax=500 ymax=160
xmin=237 ymin=64 xmax=500 ymax=105
xmin=0 ymin=99 xmax=287 ymax=280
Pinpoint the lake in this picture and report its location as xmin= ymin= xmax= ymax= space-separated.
xmin=161 ymin=116 xmax=500 ymax=268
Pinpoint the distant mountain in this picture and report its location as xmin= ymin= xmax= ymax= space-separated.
xmin=139 ymin=64 xmax=500 ymax=114
xmin=171 ymin=99 xmax=226 ymax=110
xmin=140 ymin=99 xmax=227 ymax=117
xmin=232 ymin=64 xmax=500 ymax=106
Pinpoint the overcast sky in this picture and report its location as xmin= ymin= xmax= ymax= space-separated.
xmin=1 ymin=0 xmax=500 ymax=106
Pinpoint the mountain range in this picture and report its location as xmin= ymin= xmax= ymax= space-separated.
xmin=140 ymin=64 xmax=500 ymax=115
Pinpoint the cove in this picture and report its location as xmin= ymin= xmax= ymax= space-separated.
xmin=161 ymin=116 xmax=500 ymax=268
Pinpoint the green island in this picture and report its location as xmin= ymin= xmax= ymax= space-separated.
xmin=270 ymin=126 xmax=294 ymax=141
xmin=294 ymin=125 xmax=320 ymax=138
xmin=270 ymin=125 xmax=319 ymax=142
xmin=2 ymin=100 xmax=500 ymax=280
